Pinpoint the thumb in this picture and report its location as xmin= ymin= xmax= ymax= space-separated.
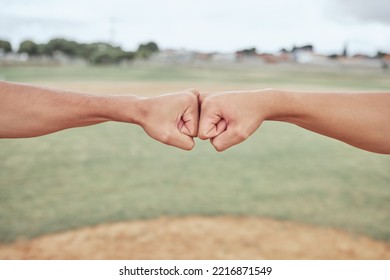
xmin=178 ymin=89 xmax=200 ymax=137
xmin=198 ymin=93 xmax=227 ymax=140
xmin=198 ymin=97 xmax=227 ymax=139
xmin=198 ymin=113 xmax=227 ymax=140
xmin=210 ymin=125 xmax=246 ymax=152
xmin=178 ymin=104 xmax=199 ymax=138
xmin=169 ymin=129 xmax=196 ymax=151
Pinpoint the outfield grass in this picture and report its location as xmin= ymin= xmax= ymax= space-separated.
xmin=2 ymin=63 xmax=390 ymax=90
xmin=0 ymin=64 xmax=389 ymax=243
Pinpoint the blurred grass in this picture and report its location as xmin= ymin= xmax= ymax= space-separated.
xmin=0 ymin=64 xmax=389 ymax=243
xmin=2 ymin=63 xmax=390 ymax=90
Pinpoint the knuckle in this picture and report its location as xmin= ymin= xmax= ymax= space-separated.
xmin=233 ymin=129 xmax=249 ymax=142
xmin=211 ymin=139 xmax=224 ymax=152
xmin=179 ymin=138 xmax=195 ymax=151
xmin=182 ymin=88 xmax=199 ymax=100
xmin=181 ymin=91 xmax=198 ymax=105
xmin=198 ymin=131 xmax=208 ymax=140
xmin=186 ymin=141 xmax=195 ymax=151
xmin=213 ymin=143 xmax=225 ymax=152
xmin=187 ymin=88 xmax=199 ymax=95
xmin=199 ymin=97 xmax=212 ymax=109
xmin=159 ymin=131 xmax=172 ymax=143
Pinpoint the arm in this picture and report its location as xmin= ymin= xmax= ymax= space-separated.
xmin=198 ymin=89 xmax=390 ymax=154
xmin=0 ymin=81 xmax=198 ymax=150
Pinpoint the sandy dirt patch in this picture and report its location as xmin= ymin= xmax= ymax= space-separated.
xmin=0 ymin=216 xmax=389 ymax=260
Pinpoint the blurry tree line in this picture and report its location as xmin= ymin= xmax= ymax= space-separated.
xmin=2 ymin=38 xmax=389 ymax=63
xmin=0 ymin=38 xmax=159 ymax=64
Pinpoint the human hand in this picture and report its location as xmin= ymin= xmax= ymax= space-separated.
xmin=136 ymin=89 xmax=199 ymax=150
xmin=198 ymin=90 xmax=270 ymax=151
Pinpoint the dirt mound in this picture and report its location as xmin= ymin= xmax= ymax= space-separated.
xmin=1 ymin=216 xmax=389 ymax=259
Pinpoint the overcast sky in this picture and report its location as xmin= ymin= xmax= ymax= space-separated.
xmin=1 ymin=0 xmax=389 ymax=55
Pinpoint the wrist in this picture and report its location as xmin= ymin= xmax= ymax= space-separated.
xmin=98 ymin=94 xmax=145 ymax=125
xmin=258 ymin=88 xmax=302 ymax=122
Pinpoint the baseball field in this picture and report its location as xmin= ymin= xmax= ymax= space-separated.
xmin=0 ymin=63 xmax=389 ymax=259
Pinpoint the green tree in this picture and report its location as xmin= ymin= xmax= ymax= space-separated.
xmin=18 ymin=40 xmax=39 ymax=55
xmin=87 ymin=43 xmax=135 ymax=64
xmin=137 ymin=41 xmax=159 ymax=59
xmin=280 ymin=48 xmax=288 ymax=53
xmin=292 ymin=44 xmax=314 ymax=52
xmin=42 ymin=38 xmax=80 ymax=56
xmin=17 ymin=38 xmax=139 ymax=63
xmin=236 ymin=47 xmax=257 ymax=56
xmin=376 ymin=51 xmax=386 ymax=59
xmin=0 ymin=39 xmax=12 ymax=53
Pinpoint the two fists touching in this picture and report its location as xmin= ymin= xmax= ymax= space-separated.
xmin=1 ymin=80 xmax=388 ymax=154
xmin=137 ymin=89 xmax=267 ymax=151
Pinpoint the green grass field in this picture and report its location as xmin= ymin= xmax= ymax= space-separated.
xmin=0 ymin=64 xmax=389 ymax=243
xmin=2 ymin=63 xmax=390 ymax=90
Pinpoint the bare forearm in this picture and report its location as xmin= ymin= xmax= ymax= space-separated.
xmin=0 ymin=81 xmax=139 ymax=138
xmin=264 ymin=89 xmax=390 ymax=154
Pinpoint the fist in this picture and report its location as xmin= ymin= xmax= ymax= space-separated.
xmin=198 ymin=91 xmax=266 ymax=151
xmin=138 ymin=89 xmax=199 ymax=150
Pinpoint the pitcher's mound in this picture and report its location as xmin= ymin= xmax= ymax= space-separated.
xmin=1 ymin=216 xmax=389 ymax=259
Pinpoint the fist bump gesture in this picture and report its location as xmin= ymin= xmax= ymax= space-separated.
xmin=135 ymin=89 xmax=270 ymax=151
xmin=1 ymin=81 xmax=389 ymax=154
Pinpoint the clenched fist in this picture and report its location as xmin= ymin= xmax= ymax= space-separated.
xmin=198 ymin=90 xmax=271 ymax=151
xmin=136 ymin=89 xmax=199 ymax=150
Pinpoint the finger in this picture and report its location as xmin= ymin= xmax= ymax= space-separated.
xmin=177 ymin=89 xmax=200 ymax=137
xmin=200 ymin=117 xmax=227 ymax=140
xmin=198 ymin=95 xmax=218 ymax=139
xmin=198 ymin=109 xmax=228 ymax=140
xmin=198 ymin=93 xmax=228 ymax=140
xmin=214 ymin=118 xmax=227 ymax=136
xmin=198 ymin=93 xmax=207 ymax=103
xmin=178 ymin=119 xmax=185 ymax=132
xmin=198 ymin=111 xmax=220 ymax=140
xmin=187 ymin=88 xmax=200 ymax=98
xmin=168 ymin=129 xmax=196 ymax=151
xmin=179 ymin=100 xmax=199 ymax=137
xmin=210 ymin=126 xmax=248 ymax=152
xmin=173 ymin=134 xmax=195 ymax=151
